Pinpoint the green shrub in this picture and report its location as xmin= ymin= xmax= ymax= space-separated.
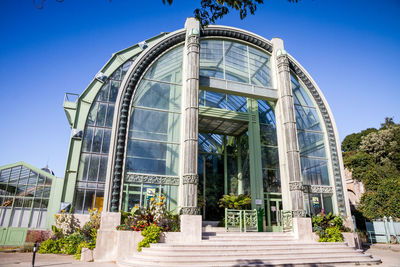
xmin=312 ymin=212 xmax=344 ymax=242
xmin=218 ymin=193 xmax=251 ymax=210
xmin=62 ymin=232 xmax=84 ymax=255
xmin=38 ymin=239 xmax=63 ymax=254
xmin=137 ymin=225 xmax=162 ymax=252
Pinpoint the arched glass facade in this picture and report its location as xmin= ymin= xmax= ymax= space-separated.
xmin=291 ymin=75 xmax=333 ymax=215
xmin=63 ymin=23 xmax=349 ymax=228
xmin=74 ymin=59 xmax=135 ymax=214
xmin=121 ymin=46 xmax=183 ymax=212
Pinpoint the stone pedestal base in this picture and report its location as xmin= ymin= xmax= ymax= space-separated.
xmin=180 ymin=215 xmax=202 ymax=243
xmin=80 ymin=247 xmax=94 ymax=262
xmin=94 ymin=212 xmax=121 ymax=262
xmin=293 ymin=217 xmax=314 ymax=241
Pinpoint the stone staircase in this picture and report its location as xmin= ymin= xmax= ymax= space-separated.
xmin=118 ymin=229 xmax=381 ymax=267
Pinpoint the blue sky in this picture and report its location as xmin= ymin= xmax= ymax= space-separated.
xmin=0 ymin=0 xmax=399 ymax=176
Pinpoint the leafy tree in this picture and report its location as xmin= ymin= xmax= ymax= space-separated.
xmin=342 ymin=119 xmax=400 ymax=220
xmin=341 ymin=128 xmax=377 ymax=152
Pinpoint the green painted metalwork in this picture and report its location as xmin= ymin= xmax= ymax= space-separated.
xmin=281 ymin=210 xmax=293 ymax=232
xmin=225 ymin=208 xmax=257 ymax=232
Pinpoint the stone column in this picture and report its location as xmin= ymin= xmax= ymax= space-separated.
xmin=181 ymin=18 xmax=200 ymax=215
xmin=272 ymin=38 xmax=306 ymax=217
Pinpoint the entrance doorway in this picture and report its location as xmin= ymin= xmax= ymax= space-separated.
xmin=198 ymin=131 xmax=250 ymax=221
xmin=264 ymin=192 xmax=282 ymax=232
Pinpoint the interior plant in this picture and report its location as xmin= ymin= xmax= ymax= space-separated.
xmin=218 ymin=193 xmax=251 ymax=210
xmin=312 ymin=211 xmax=346 ymax=242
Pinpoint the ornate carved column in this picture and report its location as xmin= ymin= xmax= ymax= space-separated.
xmin=275 ymin=44 xmax=306 ymax=217
xmin=181 ymin=18 xmax=200 ymax=215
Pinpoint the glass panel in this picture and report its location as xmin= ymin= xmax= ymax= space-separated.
xmin=95 ymin=103 xmax=107 ymax=127
xmin=105 ymin=104 xmax=114 ymax=127
xmin=144 ymin=46 xmax=183 ymax=84
xmin=200 ymin=40 xmax=224 ymax=79
xmin=300 ymin=157 xmax=330 ymax=185
xmin=97 ymin=83 xmax=110 ymax=102
xmin=249 ymin=46 xmax=271 ymax=87
xmin=81 ymin=190 xmax=95 ymax=214
xmin=224 ymin=41 xmax=249 ymax=83
xmin=127 ymin=140 xmax=167 ymax=160
xmin=323 ymin=195 xmax=333 ymax=214
xmin=98 ymin=156 xmax=108 ymax=182
xmin=121 ymin=60 xmax=133 ymax=78
xmin=204 ymin=91 xmax=226 ymax=109
xmin=82 ymin=127 xmax=93 ymax=152
xmin=129 ymin=109 xmax=167 ymax=141
xmin=92 ymin=128 xmax=103 ymax=153
xmin=109 ymin=81 xmax=120 ymax=102
xmin=111 ymin=67 xmax=121 ymax=80
xmin=102 ymin=129 xmax=111 ymax=154
xmin=297 ymin=131 xmax=326 ymax=158
xmin=134 ymin=80 xmax=181 ymax=111
xmin=78 ymin=153 xmax=90 ymax=181
xmin=0 ymin=168 xmax=11 ymax=183
xmin=260 ymin=124 xmax=277 ymax=146
xmin=74 ymin=190 xmax=85 ymax=211
xmin=88 ymin=155 xmax=100 ymax=181
xmin=87 ymin=102 xmax=99 ymax=126
xmin=258 ymin=100 xmax=275 ymax=125
xmin=261 ymin=147 xmax=279 ymax=169
xmin=27 ymin=171 xmax=38 ymax=185
xmin=292 ymin=76 xmax=314 ymax=107
xmin=263 ymin=169 xmax=280 ymax=192
xmin=227 ymin=94 xmax=247 ymax=112
xmin=295 ymin=105 xmax=322 ymax=131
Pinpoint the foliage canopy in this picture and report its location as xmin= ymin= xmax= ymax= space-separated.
xmin=342 ymin=118 xmax=400 ymax=220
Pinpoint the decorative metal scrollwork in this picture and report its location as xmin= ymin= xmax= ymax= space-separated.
xmin=182 ymin=174 xmax=199 ymax=185
xmin=281 ymin=210 xmax=293 ymax=232
xmin=180 ymin=207 xmax=198 ymax=215
xmin=125 ymin=173 xmax=179 ymax=186
xmin=289 ymin=181 xmax=304 ymax=191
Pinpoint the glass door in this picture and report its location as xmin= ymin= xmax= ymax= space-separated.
xmin=264 ymin=192 xmax=282 ymax=232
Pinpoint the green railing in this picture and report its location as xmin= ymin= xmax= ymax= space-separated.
xmin=225 ymin=208 xmax=258 ymax=232
xmin=281 ymin=210 xmax=293 ymax=232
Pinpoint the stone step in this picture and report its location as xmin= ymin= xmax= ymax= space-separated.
xmin=202 ymin=231 xmax=295 ymax=237
xmin=118 ymin=255 xmax=380 ymax=267
xmin=140 ymin=248 xmax=360 ymax=257
xmin=143 ymin=245 xmax=353 ymax=253
xmin=134 ymin=251 xmax=371 ymax=261
xmin=150 ymin=241 xmax=349 ymax=248
xmin=203 ymin=236 xmax=296 ymax=241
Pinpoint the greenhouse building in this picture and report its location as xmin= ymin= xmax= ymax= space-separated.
xmin=1 ymin=18 xmax=355 ymax=250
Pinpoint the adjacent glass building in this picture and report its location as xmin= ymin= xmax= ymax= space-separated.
xmin=58 ymin=20 xmax=351 ymax=232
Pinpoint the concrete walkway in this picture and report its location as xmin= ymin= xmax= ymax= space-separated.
xmin=0 ymin=246 xmax=398 ymax=267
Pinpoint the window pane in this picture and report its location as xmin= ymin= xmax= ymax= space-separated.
xmin=200 ymin=40 xmax=224 ymax=79
xmin=205 ymin=91 xmax=226 ymax=109
xmin=92 ymin=128 xmax=103 ymax=153
xmin=227 ymin=94 xmax=247 ymax=112
xmin=82 ymin=127 xmax=93 ymax=152
xmin=98 ymin=156 xmax=108 ymax=182
xmin=109 ymin=81 xmax=120 ymax=102
xmin=134 ymin=81 xmax=181 ymax=111
xmin=127 ymin=140 xmax=167 ymax=159
xmin=74 ymin=190 xmax=85 ymax=213
xmin=78 ymin=154 xmax=90 ymax=181
xmin=95 ymin=103 xmax=107 ymax=127
xmin=224 ymin=41 xmax=249 ymax=83
xmin=105 ymin=104 xmax=114 ymax=127
xmin=102 ymin=129 xmax=111 ymax=154
xmin=300 ymin=157 xmax=329 ymax=185
xmin=144 ymin=46 xmax=183 ymax=84
xmin=88 ymin=155 xmax=100 ymax=181
xmin=97 ymin=82 xmax=110 ymax=102
xmin=297 ymin=131 xmax=326 ymax=158
xmin=261 ymin=147 xmax=279 ymax=169
xmin=87 ymin=102 xmax=98 ymax=126
xmin=295 ymin=105 xmax=322 ymax=131
xmin=292 ymin=77 xmax=314 ymax=106
xmin=249 ymin=46 xmax=271 ymax=87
